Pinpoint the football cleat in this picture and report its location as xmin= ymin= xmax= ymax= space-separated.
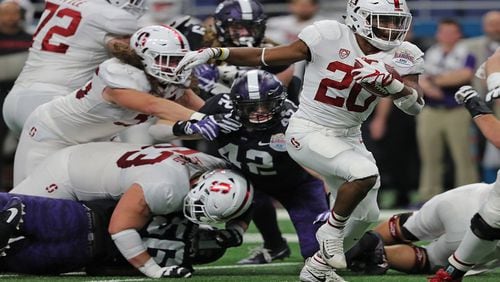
xmin=0 ymin=197 xmax=25 ymax=256
xmin=316 ymin=224 xmax=347 ymax=269
xmin=237 ymin=241 xmax=291 ymax=265
xmin=300 ymin=254 xmax=346 ymax=282
xmin=161 ymin=265 xmax=192 ymax=278
xmin=428 ymin=268 xmax=462 ymax=282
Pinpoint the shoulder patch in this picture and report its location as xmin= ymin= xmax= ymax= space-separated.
xmin=269 ymin=133 xmax=287 ymax=152
xmin=392 ymin=42 xmax=424 ymax=73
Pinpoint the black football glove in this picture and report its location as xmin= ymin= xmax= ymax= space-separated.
xmin=213 ymin=225 xmax=244 ymax=248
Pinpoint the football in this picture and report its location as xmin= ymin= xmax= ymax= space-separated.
xmin=353 ymin=58 xmax=403 ymax=97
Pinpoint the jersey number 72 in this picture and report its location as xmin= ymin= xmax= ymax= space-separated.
xmin=33 ymin=1 xmax=82 ymax=54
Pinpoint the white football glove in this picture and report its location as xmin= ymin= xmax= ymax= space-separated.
xmin=455 ymin=85 xmax=479 ymax=104
xmin=176 ymin=48 xmax=224 ymax=73
xmin=486 ymin=87 xmax=500 ymax=103
xmin=352 ymin=58 xmax=404 ymax=95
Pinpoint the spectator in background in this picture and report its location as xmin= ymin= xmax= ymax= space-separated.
xmin=265 ymin=0 xmax=327 ymax=45
xmin=463 ymin=11 xmax=500 ymax=183
xmin=417 ymin=19 xmax=478 ymax=202
xmin=0 ymin=0 xmax=31 ymax=191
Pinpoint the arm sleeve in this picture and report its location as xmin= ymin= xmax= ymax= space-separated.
xmin=101 ymin=9 xmax=139 ymax=37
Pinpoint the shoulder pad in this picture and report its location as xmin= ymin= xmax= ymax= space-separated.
xmin=95 ymin=7 xmax=138 ymax=36
xmin=391 ymin=42 xmax=425 ymax=75
xmin=98 ymin=58 xmax=150 ymax=92
xmin=298 ymin=20 xmax=342 ymax=48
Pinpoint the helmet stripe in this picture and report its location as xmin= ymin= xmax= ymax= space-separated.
xmin=238 ymin=0 xmax=253 ymax=20
xmin=246 ymin=69 xmax=260 ymax=100
xmin=232 ymin=179 xmax=252 ymax=218
xmin=394 ymin=0 xmax=401 ymax=10
xmin=162 ymin=25 xmax=186 ymax=50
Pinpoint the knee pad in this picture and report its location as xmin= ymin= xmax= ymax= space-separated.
xmin=388 ymin=212 xmax=417 ymax=243
xmin=470 ymin=213 xmax=500 ymax=241
xmin=408 ymin=245 xmax=431 ymax=274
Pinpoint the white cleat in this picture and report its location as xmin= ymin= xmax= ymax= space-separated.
xmin=316 ymin=225 xmax=347 ymax=269
xmin=300 ymin=254 xmax=347 ymax=282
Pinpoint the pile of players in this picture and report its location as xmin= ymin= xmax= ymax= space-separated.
xmin=0 ymin=0 xmax=499 ymax=281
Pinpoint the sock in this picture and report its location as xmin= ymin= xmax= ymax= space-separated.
xmin=252 ymin=194 xmax=285 ymax=250
xmin=326 ymin=211 xmax=349 ymax=236
xmin=451 ymin=228 xmax=497 ymax=272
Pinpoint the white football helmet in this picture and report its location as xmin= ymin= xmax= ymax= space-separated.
xmin=107 ymin=0 xmax=146 ymax=18
xmin=130 ymin=25 xmax=191 ymax=85
xmin=345 ymin=0 xmax=412 ymax=51
xmin=184 ymin=169 xmax=254 ymax=224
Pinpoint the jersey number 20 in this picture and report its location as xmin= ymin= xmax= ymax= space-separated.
xmin=314 ymin=61 xmax=376 ymax=112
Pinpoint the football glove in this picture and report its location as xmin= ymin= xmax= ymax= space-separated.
xmin=455 ymin=85 xmax=493 ymax=118
xmin=193 ymin=64 xmax=219 ymax=93
xmin=213 ymin=226 xmax=244 ymax=248
xmin=172 ymin=118 xmax=219 ymax=141
xmin=352 ymin=58 xmax=404 ymax=95
xmin=161 ymin=265 xmax=192 ymax=278
xmin=454 ymin=85 xmax=479 ymax=104
xmin=486 ymin=86 xmax=500 ymax=103
xmin=176 ymin=48 xmax=228 ymax=72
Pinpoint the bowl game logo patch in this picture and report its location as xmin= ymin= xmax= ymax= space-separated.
xmin=270 ymin=133 xmax=287 ymax=152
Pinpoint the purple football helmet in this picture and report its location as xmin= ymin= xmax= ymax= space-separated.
xmin=230 ymin=69 xmax=286 ymax=130
xmin=214 ymin=0 xmax=267 ymax=47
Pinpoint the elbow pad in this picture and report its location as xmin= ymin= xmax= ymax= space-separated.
xmin=393 ymin=88 xmax=424 ymax=115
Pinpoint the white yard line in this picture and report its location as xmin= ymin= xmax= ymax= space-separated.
xmin=86 ymin=279 xmax=151 ymax=282
xmin=195 ymin=262 xmax=301 ymax=270
xmin=276 ymin=209 xmax=411 ymax=221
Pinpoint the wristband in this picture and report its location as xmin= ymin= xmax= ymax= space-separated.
xmin=486 ymin=72 xmax=500 ymax=91
xmin=261 ymin=48 xmax=269 ymax=66
xmin=190 ymin=112 xmax=206 ymax=121
xmin=215 ymin=48 xmax=230 ymax=60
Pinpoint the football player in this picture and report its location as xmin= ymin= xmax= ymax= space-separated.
xmin=429 ymin=50 xmax=500 ymax=282
xmin=195 ymin=70 xmax=329 ymax=263
xmin=9 ymin=142 xmax=253 ymax=278
xmin=0 ymin=177 xmax=251 ymax=277
xmin=174 ymin=0 xmax=425 ymax=280
xmin=3 ymin=0 xmax=146 ymax=135
xmin=12 ymin=25 xmax=240 ymax=185
xmin=347 ymin=180 xmax=500 ymax=276
xmin=187 ymin=1 xmax=300 ymax=263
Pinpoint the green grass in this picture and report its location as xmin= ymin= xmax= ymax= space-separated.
xmin=1 ymin=216 xmax=499 ymax=281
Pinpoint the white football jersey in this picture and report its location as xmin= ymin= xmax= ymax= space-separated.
xmin=32 ymin=58 xmax=153 ymax=144
xmin=294 ymin=20 xmax=424 ymax=128
xmin=14 ymin=0 xmax=138 ymax=92
xmin=12 ymin=142 xmax=228 ymax=215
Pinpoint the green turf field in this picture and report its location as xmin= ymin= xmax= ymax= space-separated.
xmin=0 ymin=212 xmax=499 ymax=281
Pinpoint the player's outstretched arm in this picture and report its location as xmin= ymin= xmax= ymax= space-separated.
xmin=175 ymin=40 xmax=310 ymax=72
xmin=109 ymin=184 xmax=192 ymax=278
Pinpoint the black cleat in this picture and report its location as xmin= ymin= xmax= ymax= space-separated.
xmin=0 ymin=197 xmax=25 ymax=256
xmin=237 ymin=240 xmax=291 ymax=264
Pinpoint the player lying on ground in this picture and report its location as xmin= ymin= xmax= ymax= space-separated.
xmin=0 ymin=190 xmax=251 ymax=277
xmin=348 ymin=177 xmax=500 ymax=276
xmin=10 ymin=142 xmax=253 ymax=278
